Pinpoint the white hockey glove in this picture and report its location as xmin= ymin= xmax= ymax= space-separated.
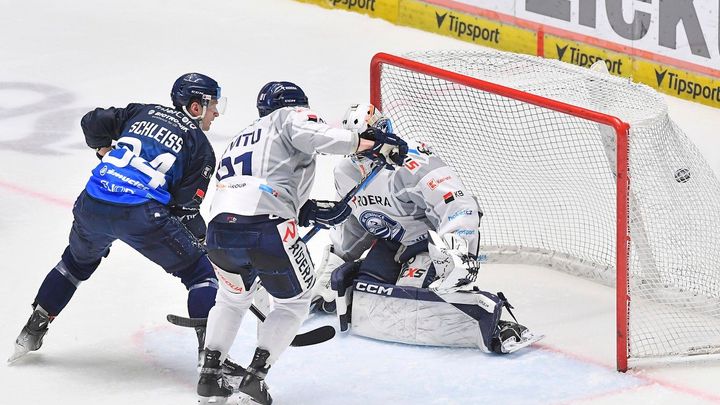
xmin=310 ymin=245 xmax=346 ymax=312
xmin=427 ymin=230 xmax=479 ymax=293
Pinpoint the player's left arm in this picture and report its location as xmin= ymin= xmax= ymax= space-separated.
xmin=168 ymin=131 xmax=216 ymax=240
xmin=81 ymin=103 xmax=146 ymax=155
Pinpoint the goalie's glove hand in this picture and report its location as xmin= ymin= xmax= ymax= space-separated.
xmin=298 ymin=199 xmax=352 ymax=228
xmin=359 ymin=127 xmax=408 ymax=167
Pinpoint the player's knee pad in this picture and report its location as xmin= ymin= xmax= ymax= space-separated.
xmin=257 ymin=267 xmax=311 ymax=300
xmin=174 ymin=255 xmax=218 ymax=290
xmin=60 ymin=246 xmax=101 ymax=282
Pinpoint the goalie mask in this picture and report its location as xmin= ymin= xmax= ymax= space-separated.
xmin=342 ymin=103 xmax=393 ymax=135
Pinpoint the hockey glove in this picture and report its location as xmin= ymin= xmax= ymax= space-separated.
xmin=359 ymin=127 xmax=408 ymax=166
xmin=298 ymin=199 xmax=353 ymax=228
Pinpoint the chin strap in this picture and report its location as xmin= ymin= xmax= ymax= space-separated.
xmin=182 ymin=104 xmax=207 ymax=121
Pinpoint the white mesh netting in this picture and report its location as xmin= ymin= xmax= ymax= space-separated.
xmin=375 ymin=49 xmax=720 ymax=360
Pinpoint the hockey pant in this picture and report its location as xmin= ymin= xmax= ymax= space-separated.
xmin=204 ymin=214 xmax=314 ymax=364
xmin=333 ymin=261 xmax=505 ymax=353
xmin=34 ymin=191 xmax=217 ymax=317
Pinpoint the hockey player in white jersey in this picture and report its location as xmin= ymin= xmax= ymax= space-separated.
xmin=312 ymin=103 xmax=541 ymax=355
xmin=196 ymin=84 xmax=408 ymax=405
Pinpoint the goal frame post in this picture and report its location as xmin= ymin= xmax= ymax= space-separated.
xmin=370 ymin=52 xmax=632 ymax=372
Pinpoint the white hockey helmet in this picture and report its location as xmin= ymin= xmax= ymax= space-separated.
xmin=342 ymin=103 xmax=392 ymax=134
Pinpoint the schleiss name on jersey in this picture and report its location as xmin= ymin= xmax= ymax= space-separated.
xmin=128 ymin=120 xmax=183 ymax=153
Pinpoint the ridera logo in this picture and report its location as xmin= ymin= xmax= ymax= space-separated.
xmin=655 ymin=68 xmax=720 ymax=102
xmin=332 ymin=0 xmax=375 ymax=11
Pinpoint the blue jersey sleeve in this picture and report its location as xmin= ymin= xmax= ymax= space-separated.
xmin=81 ymin=103 xmax=147 ymax=149
xmin=84 ymin=104 xmax=215 ymax=221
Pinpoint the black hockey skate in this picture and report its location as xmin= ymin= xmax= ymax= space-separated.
xmin=238 ymin=348 xmax=272 ymax=405
xmin=491 ymin=320 xmax=543 ymax=354
xmin=197 ymin=350 xmax=233 ymax=405
xmin=8 ymin=307 xmax=52 ymax=363
xmin=222 ymin=356 xmax=247 ymax=391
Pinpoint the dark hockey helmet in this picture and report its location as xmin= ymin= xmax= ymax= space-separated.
xmin=171 ymin=73 xmax=222 ymax=109
xmin=256 ymin=81 xmax=309 ymax=117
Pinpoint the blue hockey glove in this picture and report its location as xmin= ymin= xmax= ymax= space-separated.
xmin=359 ymin=127 xmax=408 ymax=166
xmin=298 ymin=199 xmax=352 ymax=228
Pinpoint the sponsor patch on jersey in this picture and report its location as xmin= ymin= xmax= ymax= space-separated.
xmin=202 ymin=165 xmax=213 ymax=179
xmin=426 ymin=175 xmax=452 ymax=190
xmin=307 ymin=114 xmax=318 ymax=122
xmin=454 ymin=229 xmax=477 ymax=236
xmin=359 ymin=210 xmax=406 ymax=242
xmin=404 ymin=158 xmax=421 ymax=174
xmin=193 ymin=188 xmax=205 ymax=203
xmin=448 ymin=209 xmax=474 ymax=221
xmin=276 ymin=219 xmax=314 ymax=291
xmin=443 ymin=192 xmax=455 ymax=204
xmin=352 ymin=194 xmax=391 ymax=207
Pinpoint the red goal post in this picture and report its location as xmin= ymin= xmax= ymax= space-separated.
xmin=369 ymin=51 xmax=664 ymax=372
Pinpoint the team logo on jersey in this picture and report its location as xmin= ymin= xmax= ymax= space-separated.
xmin=443 ymin=192 xmax=455 ymax=204
xmin=280 ymin=219 xmax=298 ymax=243
xmin=359 ymin=211 xmax=405 ymax=242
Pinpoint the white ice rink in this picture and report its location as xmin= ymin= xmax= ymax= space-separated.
xmin=2 ymin=1 xmax=720 ymax=404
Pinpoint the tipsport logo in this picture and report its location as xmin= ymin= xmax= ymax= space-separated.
xmin=332 ymin=0 xmax=376 ymax=11
xmin=435 ymin=12 xmax=500 ymax=44
xmin=655 ymin=68 xmax=720 ymax=102
xmin=555 ymin=44 xmax=624 ymax=75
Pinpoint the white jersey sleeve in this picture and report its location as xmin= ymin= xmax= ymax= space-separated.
xmin=209 ymin=107 xmax=359 ymax=221
xmin=329 ymin=140 xmax=481 ymax=259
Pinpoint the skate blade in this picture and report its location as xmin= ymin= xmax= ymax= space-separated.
xmin=237 ymin=393 xmax=266 ymax=405
xmin=502 ymin=333 xmax=545 ymax=354
xmin=197 ymin=396 xmax=229 ymax=405
xmin=7 ymin=343 xmax=30 ymax=364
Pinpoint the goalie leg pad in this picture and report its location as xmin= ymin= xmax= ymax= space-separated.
xmin=350 ymin=280 xmax=503 ymax=352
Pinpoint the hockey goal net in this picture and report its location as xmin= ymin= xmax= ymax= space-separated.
xmin=370 ymin=50 xmax=720 ymax=371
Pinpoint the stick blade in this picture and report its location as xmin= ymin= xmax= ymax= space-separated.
xmin=290 ymin=325 xmax=336 ymax=347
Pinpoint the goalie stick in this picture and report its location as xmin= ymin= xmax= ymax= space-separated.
xmin=301 ymin=158 xmax=385 ymax=243
xmin=167 ymin=310 xmax=336 ymax=347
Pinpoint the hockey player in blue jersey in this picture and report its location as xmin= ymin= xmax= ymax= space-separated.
xmin=195 ymin=82 xmax=408 ymax=405
xmin=9 ymin=73 xmax=226 ymax=363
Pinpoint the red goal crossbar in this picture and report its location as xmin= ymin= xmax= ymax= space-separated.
xmin=370 ymin=52 xmax=632 ymax=371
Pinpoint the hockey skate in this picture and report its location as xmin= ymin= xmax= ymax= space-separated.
xmin=8 ymin=307 xmax=52 ymax=363
xmin=222 ymin=356 xmax=247 ymax=391
xmin=491 ymin=320 xmax=544 ymax=354
xmin=197 ymin=350 xmax=233 ymax=405
xmin=238 ymin=348 xmax=272 ymax=405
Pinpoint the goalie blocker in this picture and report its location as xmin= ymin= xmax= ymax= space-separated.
xmin=331 ymin=261 xmax=541 ymax=354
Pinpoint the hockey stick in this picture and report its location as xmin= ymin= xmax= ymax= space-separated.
xmin=301 ymin=160 xmax=385 ymax=243
xmin=166 ymin=313 xmax=335 ymax=347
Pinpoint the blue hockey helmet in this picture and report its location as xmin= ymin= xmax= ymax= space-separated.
xmin=171 ymin=73 xmax=222 ymax=109
xmin=256 ymin=81 xmax=309 ymax=117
